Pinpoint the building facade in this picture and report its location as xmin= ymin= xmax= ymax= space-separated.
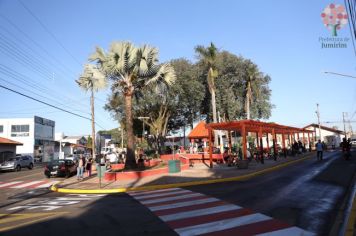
xmin=0 ymin=116 xmax=55 ymax=162
xmin=304 ymin=123 xmax=345 ymax=147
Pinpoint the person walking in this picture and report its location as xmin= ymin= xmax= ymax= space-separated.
xmin=77 ymin=154 xmax=84 ymax=180
xmin=86 ymin=157 xmax=93 ymax=177
xmin=315 ymin=140 xmax=323 ymax=161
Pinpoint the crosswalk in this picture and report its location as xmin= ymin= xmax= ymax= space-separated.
xmin=0 ymin=180 xmax=59 ymax=189
xmin=129 ymin=188 xmax=315 ymax=236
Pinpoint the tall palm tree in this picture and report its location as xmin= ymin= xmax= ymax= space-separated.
xmin=244 ymin=61 xmax=261 ymax=119
xmin=89 ymin=42 xmax=176 ymax=169
xmin=195 ymin=42 xmax=219 ymax=146
xmin=76 ymin=64 xmax=108 ymax=160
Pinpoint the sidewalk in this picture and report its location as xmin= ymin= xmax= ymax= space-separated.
xmin=52 ymin=151 xmax=316 ymax=193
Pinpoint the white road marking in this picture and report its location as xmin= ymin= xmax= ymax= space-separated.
xmin=141 ymin=193 xmax=203 ymax=205
xmin=35 ymin=181 xmax=59 ymax=188
xmin=11 ymin=181 xmax=44 ymax=188
xmin=133 ymin=189 xmax=192 ymax=200
xmin=175 ymin=213 xmax=271 ymax=236
xmin=0 ymin=181 xmax=24 ymax=188
xmin=129 ymin=188 xmax=181 ymax=196
xmin=149 ymin=197 xmax=220 ymax=211
xmin=256 ymin=226 xmax=316 ymax=236
xmin=160 ymin=204 xmax=242 ymax=221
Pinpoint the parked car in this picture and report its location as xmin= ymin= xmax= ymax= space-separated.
xmin=64 ymin=154 xmax=79 ymax=162
xmin=0 ymin=155 xmax=34 ymax=171
xmin=351 ymin=139 xmax=356 ymax=145
xmin=44 ymin=159 xmax=77 ymax=178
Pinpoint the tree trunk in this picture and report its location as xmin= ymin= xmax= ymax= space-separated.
xmin=91 ymin=89 xmax=96 ymax=159
xmin=211 ymin=89 xmax=219 ymax=147
xmin=124 ymin=94 xmax=137 ymax=169
xmin=246 ymin=82 xmax=251 ymax=120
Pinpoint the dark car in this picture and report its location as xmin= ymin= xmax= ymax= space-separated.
xmin=44 ymin=159 xmax=77 ymax=178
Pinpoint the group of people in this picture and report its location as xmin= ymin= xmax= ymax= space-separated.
xmin=315 ymin=138 xmax=352 ymax=161
xmin=76 ymin=154 xmax=93 ymax=180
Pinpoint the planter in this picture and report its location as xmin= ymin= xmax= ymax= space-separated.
xmin=103 ymin=161 xmax=189 ymax=181
xmin=111 ymin=163 xmax=125 ymax=170
xmin=168 ymin=160 xmax=181 ymax=173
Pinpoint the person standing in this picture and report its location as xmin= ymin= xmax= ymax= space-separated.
xmin=86 ymin=157 xmax=93 ymax=177
xmin=315 ymin=140 xmax=323 ymax=161
xmin=77 ymin=154 xmax=84 ymax=180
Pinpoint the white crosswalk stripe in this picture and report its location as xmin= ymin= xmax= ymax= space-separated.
xmin=0 ymin=181 xmax=24 ymax=188
xmin=160 ymin=204 xmax=242 ymax=221
xmin=35 ymin=181 xmax=59 ymax=188
xmin=11 ymin=181 xmax=44 ymax=188
xmin=176 ymin=213 xmax=271 ymax=236
xmin=140 ymin=193 xmax=203 ymax=205
xmin=0 ymin=181 xmax=59 ymax=189
xmin=134 ymin=189 xmax=193 ymax=200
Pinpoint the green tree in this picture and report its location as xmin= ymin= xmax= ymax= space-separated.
xmin=89 ymin=42 xmax=176 ymax=169
xmin=76 ymin=64 xmax=107 ymax=157
xmin=105 ymin=58 xmax=204 ymax=154
xmin=197 ymin=51 xmax=273 ymax=121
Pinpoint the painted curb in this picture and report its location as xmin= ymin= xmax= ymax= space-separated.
xmin=51 ymin=155 xmax=311 ymax=194
xmin=345 ymin=196 xmax=356 ymax=236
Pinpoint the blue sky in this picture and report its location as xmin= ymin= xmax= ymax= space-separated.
xmin=0 ymin=0 xmax=355 ymax=135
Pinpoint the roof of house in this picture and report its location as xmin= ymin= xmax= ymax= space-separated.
xmin=63 ymin=136 xmax=85 ymax=140
xmin=0 ymin=137 xmax=23 ymax=145
xmin=188 ymin=121 xmax=209 ymax=139
xmin=303 ymin=123 xmax=344 ymax=134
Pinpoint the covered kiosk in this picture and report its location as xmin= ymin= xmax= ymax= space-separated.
xmin=205 ymin=120 xmax=314 ymax=168
xmin=188 ymin=121 xmax=209 ymax=152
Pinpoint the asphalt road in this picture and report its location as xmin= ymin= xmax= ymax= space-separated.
xmin=185 ymin=150 xmax=356 ymax=235
xmin=0 ymin=150 xmax=354 ymax=236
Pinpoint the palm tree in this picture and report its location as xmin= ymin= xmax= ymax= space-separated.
xmin=76 ymin=64 xmax=108 ymax=160
xmin=89 ymin=42 xmax=176 ymax=169
xmin=195 ymin=42 xmax=219 ymax=146
xmin=244 ymin=61 xmax=261 ymax=119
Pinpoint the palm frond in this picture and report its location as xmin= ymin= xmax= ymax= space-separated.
xmin=76 ymin=64 xmax=108 ymax=92
xmin=89 ymin=47 xmax=106 ymax=66
xmin=145 ymin=63 xmax=176 ymax=87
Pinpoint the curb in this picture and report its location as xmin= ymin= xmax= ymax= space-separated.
xmin=51 ymin=155 xmax=312 ymax=194
xmin=345 ymin=196 xmax=356 ymax=236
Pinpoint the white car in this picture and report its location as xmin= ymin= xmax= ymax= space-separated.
xmin=351 ymin=139 xmax=356 ymax=145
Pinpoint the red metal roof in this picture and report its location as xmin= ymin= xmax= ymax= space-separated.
xmin=0 ymin=137 xmax=23 ymax=145
xmin=188 ymin=121 xmax=209 ymax=139
xmin=206 ymin=119 xmax=314 ymax=134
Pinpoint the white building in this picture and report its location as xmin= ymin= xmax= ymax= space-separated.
xmin=55 ymin=132 xmax=89 ymax=157
xmin=0 ymin=116 xmax=55 ymax=162
xmin=304 ymin=123 xmax=345 ymax=147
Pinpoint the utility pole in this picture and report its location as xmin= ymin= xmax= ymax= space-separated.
xmin=138 ymin=117 xmax=149 ymax=144
xmin=316 ymin=103 xmax=322 ymax=140
xmin=343 ymin=112 xmax=347 ymax=139
xmin=91 ymin=88 xmax=96 ymax=159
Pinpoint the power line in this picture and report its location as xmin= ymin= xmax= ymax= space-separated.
xmin=0 ymin=14 xmax=77 ymax=76
xmin=17 ymin=0 xmax=82 ymax=66
xmin=0 ymin=83 xmax=108 ymax=130
xmin=0 ymin=66 xmax=90 ymax=115
xmin=0 ymin=83 xmax=91 ymax=121
xmin=345 ymin=0 xmax=356 ymax=57
xmin=324 ymin=71 xmax=356 ymax=79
